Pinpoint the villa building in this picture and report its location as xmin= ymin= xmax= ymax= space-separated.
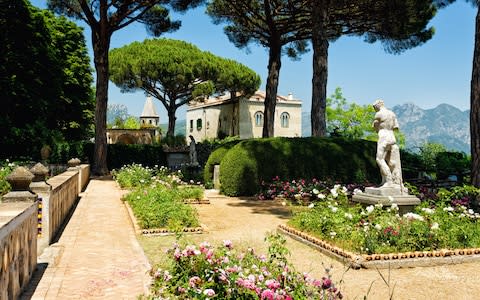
xmin=186 ymin=90 xmax=302 ymax=141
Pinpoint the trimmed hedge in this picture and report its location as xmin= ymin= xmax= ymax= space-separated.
xmin=219 ymin=137 xmax=380 ymax=196
xmin=84 ymin=143 xmax=167 ymax=170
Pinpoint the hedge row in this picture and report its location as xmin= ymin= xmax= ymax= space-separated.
xmin=218 ymin=137 xmax=380 ymax=196
xmin=84 ymin=143 xmax=167 ymax=170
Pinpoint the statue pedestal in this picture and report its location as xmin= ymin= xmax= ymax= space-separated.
xmin=352 ymin=186 xmax=420 ymax=215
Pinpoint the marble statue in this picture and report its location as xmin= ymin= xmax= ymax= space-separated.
xmin=189 ymin=135 xmax=198 ymax=166
xmin=372 ymin=99 xmax=403 ymax=189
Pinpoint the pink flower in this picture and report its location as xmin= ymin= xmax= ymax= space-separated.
xmin=261 ymin=289 xmax=275 ymax=300
xmin=203 ymin=288 xmax=215 ymax=297
xmin=322 ymin=277 xmax=332 ymax=289
xmin=189 ymin=276 xmax=201 ymax=287
xmin=265 ymin=279 xmax=280 ymax=290
xmin=223 ymin=240 xmax=233 ymax=249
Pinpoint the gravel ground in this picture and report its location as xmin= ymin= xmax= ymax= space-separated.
xmin=186 ymin=190 xmax=480 ymax=300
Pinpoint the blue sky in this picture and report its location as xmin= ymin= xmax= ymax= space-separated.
xmin=32 ymin=1 xmax=476 ymax=121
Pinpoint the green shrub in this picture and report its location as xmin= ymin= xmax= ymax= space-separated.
xmin=0 ymin=160 xmax=16 ymax=196
xmin=436 ymin=151 xmax=470 ymax=181
xmin=219 ymin=137 xmax=379 ymax=196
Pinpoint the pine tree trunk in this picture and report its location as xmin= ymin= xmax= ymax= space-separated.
xmin=471 ymin=8 xmax=480 ymax=188
xmin=311 ymin=4 xmax=329 ymax=137
xmin=263 ymin=42 xmax=282 ymax=138
xmin=92 ymin=28 xmax=111 ymax=176
xmin=167 ymin=108 xmax=177 ymax=138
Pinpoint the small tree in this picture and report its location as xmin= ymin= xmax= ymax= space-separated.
xmin=109 ymin=38 xmax=260 ymax=137
xmin=326 ymin=88 xmax=376 ymax=140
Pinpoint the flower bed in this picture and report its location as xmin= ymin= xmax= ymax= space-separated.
xmin=259 ymin=177 xmax=480 ymax=267
xmin=114 ymin=164 xmax=204 ymax=233
xmin=146 ymin=234 xmax=343 ymax=299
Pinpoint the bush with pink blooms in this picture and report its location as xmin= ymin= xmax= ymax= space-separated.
xmin=146 ymin=234 xmax=343 ymax=299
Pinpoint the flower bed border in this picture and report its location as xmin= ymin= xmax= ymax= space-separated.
xmin=124 ymin=201 xmax=203 ymax=236
xmin=183 ymin=198 xmax=210 ymax=204
xmin=277 ymin=224 xmax=480 ymax=269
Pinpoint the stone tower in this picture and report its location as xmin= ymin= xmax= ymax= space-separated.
xmin=140 ymin=96 xmax=160 ymax=137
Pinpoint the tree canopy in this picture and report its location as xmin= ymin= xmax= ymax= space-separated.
xmin=0 ymin=0 xmax=93 ymax=159
xmin=207 ymin=0 xmax=309 ymax=138
xmin=109 ymin=38 xmax=260 ymax=137
xmin=48 ymin=0 xmax=204 ymax=175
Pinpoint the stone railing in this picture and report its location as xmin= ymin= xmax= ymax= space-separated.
xmin=0 ymin=202 xmax=38 ymax=300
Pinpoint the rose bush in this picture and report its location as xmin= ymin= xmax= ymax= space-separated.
xmin=146 ymin=234 xmax=343 ymax=299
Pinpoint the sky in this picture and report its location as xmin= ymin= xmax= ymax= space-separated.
xmin=31 ymin=1 xmax=476 ymax=121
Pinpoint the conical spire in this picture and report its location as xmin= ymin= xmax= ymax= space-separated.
xmin=141 ymin=96 xmax=158 ymax=118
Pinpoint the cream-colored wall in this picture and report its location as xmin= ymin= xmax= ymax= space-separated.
xmin=186 ymin=102 xmax=236 ymax=141
xmin=274 ymin=102 xmax=302 ymax=137
xmin=239 ymin=99 xmax=302 ymax=138
xmin=187 ymin=94 xmax=302 ymax=141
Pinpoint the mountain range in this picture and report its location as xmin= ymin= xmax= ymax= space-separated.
xmin=302 ymin=103 xmax=470 ymax=153
xmin=168 ymin=103 xmax=470 ymax=154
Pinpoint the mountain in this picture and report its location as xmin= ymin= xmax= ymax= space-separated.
xmin=392 ymin=103 xmax=470 ymax=153
xmin=301 ymin=103 xmax=470 ymax=153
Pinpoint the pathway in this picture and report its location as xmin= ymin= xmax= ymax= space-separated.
xmin=21 ymin=179 xmax=151 ymax=299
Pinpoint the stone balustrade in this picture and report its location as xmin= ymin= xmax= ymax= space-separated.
xmin=0 ymin=202 xmax=38 ymax=300
xmin=0 ymin=163 xmax=90 ymax=299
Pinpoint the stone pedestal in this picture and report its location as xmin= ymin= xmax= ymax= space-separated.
xmin=352 ymin=186 xmax=420 ymax=215
xmin=213 ymin=165 xmax=221 ymax=190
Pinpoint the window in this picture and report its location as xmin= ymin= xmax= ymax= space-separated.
xmin=196 ymin=118 xmax=202 ymax=130
xmin=149 ymin=120 xmax=152 ymax=124
xmin=280 ymin=112 xmax=290 ymax=128
xmin=254 ymin=111 xmax=263 ymax=127
xmin=190 ymin=120 xmax=193 ymax=132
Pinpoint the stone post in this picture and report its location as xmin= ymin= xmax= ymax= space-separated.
xmin=2 ymin=166 xmax=37 ymax=203
xmin=213 ymin=165 xmax=221 ymax=190
xmin=67 ymin=158 xmax=82 ymax=194
xmin=29 ymin=163 xmax=52 ymax=254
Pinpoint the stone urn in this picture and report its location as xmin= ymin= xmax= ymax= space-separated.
xmin=30 ymin=163 xmax=49 ymax=182
xmin=40 ymin=145 xmax=52 ymax=161
xmin=6 ymin=166 xmax=34 ymax=191
xmin=67 ymin=158 xmax=81 ymax=168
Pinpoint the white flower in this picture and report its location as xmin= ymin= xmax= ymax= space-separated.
xmin=468 ymin=209 xmax=475 ymax=215
xmin=443 ymin=206 xmax=455 ymax=212
xmin=344 ymin=213 xmax=353 ymax=220
xmin=281 ymin=201 xmax=287 ymax=206
xmin=334 ymin=184 xmax=341 ymax=190
xmin=312 ymin=188 xmax=319 ymax=195
xmin=431 ymin=222 xmax=439 ymax=230
xmin=329 ymin=205 xmax=338 ymax=213
xmin=421 ymin=207 xmax=435 ymax=214
xmin=403 ymin=212 xmax=424 ymax=221
xmin=391 ymin=203 xmax=399 ymax=211
xmin=329 ymin=231 xmax=337 ymax=238
xmin=366 ymin=205 xmax=375 ymax=214
xmin=317 ymin=193 xmax=326 ymax=199
xmin=374 ymin=224 xmax=382 ymax=231
xmin=342 ymin=186 xmax=348 ymax=193
xmin=308 ymin=203 xmax=315 ymax=208
xmin=330 ymin=189 xmax=338 ymax=198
